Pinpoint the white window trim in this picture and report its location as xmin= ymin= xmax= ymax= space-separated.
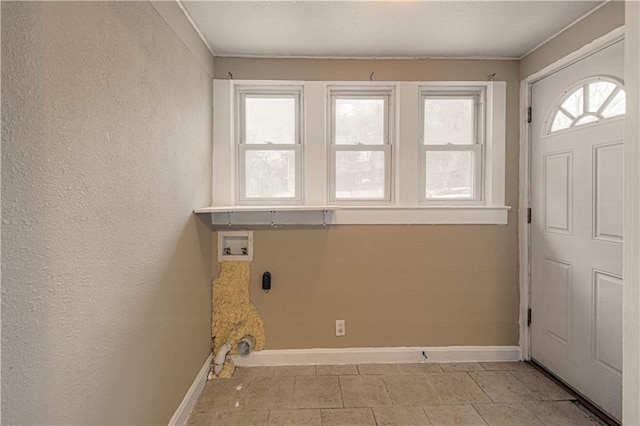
xmin=419 ymin=86 xmax=486 ymax=204
xmin=235 ymin=85 xmax=304 ymax=204
xmin=211 ymin=79 xmax=509 ymax=225
xmin=327 ymin=86 xmax=395 ymax=204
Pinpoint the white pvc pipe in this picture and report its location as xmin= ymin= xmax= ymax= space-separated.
xmin=213 ymin=343 xmax=232 ymax=375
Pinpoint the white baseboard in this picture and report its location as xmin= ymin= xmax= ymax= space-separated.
xmin=231 ymin=346 xmax=521 ymax=367
xmin=169 ymin=353 xmax=212 ymax=426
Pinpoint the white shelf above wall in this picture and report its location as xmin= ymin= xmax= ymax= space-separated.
xmin=194 ymin=205 xmax=340 ymax=213
xmin=194 ymin=205 xmax=340 ymax=227
xmin=194 ymin=205 xmax=510 ymax=227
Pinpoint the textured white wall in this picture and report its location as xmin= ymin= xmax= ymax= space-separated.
xmin=1 ymin=2 xmax=213 ymax=424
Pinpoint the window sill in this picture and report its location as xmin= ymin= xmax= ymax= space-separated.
xmin=194 ymin=205 xmax=511 ymax=227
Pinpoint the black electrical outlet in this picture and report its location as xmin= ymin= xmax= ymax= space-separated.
xmin=262 ymin=271 xmax=271 ymax=293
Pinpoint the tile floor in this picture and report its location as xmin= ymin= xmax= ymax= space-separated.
xmin=187 ymin=362 xmax=605 ymax=426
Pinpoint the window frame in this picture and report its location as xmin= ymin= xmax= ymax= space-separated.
xmin=235 ymin=85 xmax=304 ymax=204
xmin=419 ymin=86 xmax=486 ymax=205
xmin=327 ymin=86 xmax=395 ymax=204
xmin=212 ymin=79 xmax=509 ymax=225
xmin=544 ymin=76 xmax=626 ymax=136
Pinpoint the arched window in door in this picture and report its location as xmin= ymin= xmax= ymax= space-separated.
xmin=546 ymin=76 xmax=626 ymax=134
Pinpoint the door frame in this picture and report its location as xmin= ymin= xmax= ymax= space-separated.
xmin=517 ymin=26 xmax=625 ymax=361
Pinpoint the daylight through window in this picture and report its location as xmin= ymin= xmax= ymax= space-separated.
xmin=213 ymin=80 xmax=508 ymax=224
xmin=329 ymin=88 xmax=393 ymax=203
xmin=237 ymin=87 xmax=303 ymax=202
xmin=420 ymin=88 xmax=484 ymax=202
xmin=548 ymin=77 xmax=626 ymax=134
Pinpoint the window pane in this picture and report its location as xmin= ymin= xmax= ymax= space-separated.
xmin=245 ymin=150 xmax=296 ymax=198
xmin=335 ymin=99 xmax=385 ymax=145
xmin=602 ymin=90 xmax=626 ymax=117
xmin=588 ymin=81 xmax=616 ymax=113
xmin=425 ymin=151 xmax=474 ymax=199
xmin=424 ymin=98 xmax=474 ymax=145
xmin=245 ymin=97 xmax=296 ymax=144
xmin=550 ymin=110 xmax=571 ymax=132
xmin=560 ymin=87 xmax=583 ymax=118
xmin=335 ymin=151 xmax=385 ymax=199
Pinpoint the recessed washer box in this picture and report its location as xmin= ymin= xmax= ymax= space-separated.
xmin=217 ymin=231 xmax=253 ymax=262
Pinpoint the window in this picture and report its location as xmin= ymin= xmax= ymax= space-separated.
xmin=236 ymin=86 xmax=303 ymax=203
xmin=328 ymin=88 xmax=393 ymax=203
xmin=420 ymin=88 xmax=484 ymax=202
xmin=212 ymin=80 xmax=508 ymax=224
xmin=547 ymin=77 xmax=626 ymax=134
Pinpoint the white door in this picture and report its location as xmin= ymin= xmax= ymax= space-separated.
xmin=530 ymin=40 xmax=625 ymax=421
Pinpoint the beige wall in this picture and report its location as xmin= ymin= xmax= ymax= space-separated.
xmin=1 ymin=2 xmax=213 ymax=424
xmin=519 ymin=1 xmax=625 ymax=79
xmin=213 ymin=58 xmax=521 ymax=349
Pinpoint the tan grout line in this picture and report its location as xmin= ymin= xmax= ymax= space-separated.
xmin=422 ymin=406 xmax=434 ymax=425
xmin=369 ymin=407 xmax=378 ymax=426
xmin=422 ymin=372 xmax=443 ymax=406
xmin=465 ymin=370 xmax=498 ymax=404
xmin=506 ymin=370 xmax=542 ymax=402
xmin=337 ymin=375 xmax=346 ymax=408
xmin=380 ymin=374 xmax=394 ymax=406
xmin=470 ymin=403 xmax=490 ymax=426
xmin=370 ymin=405 xmax=381 ymax=426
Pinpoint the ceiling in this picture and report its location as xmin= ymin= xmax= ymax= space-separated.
xmin=181 ymin=1 xmax=605 ymax=59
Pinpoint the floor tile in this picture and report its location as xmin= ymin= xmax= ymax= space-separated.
xmin=510 ymin=369 xmax=574 ymax=401
xmin=440 ymin=363 xmax=486 ymax=373
xmin=357 ymin=363 xmax=401 ymax=375
xmin=399 ymin=363 xmax=444 ymax=374
xmin=200 ymin=377 xmax=248 ymax=398
xmin=186 ymin=411 xmax=215 ymax=426
xmin=424 ymin=405 xmax=487 ymax=426
xmin=473 ymin=402 xmax=543 ymax=425
xmin=468 ymin=371 xmax=536 ymax=403
xmin=289 ymin=375 xmax=343 ymax=409
xmin=480 ymin=362 xmax=533 ymax=371
xmin=188 ymin=364 xmax=604 ymax=426
xmin=273 ymin=365 xmax=317 ymax=376
xmin=373 ymin=406 xmax=432 ymax=425
xmin=268 ymin=409 xmax=321 ymax=425
xmin=193 ymin=378 xmax=248 ymax=413
xmin=522 ymin=401 xmax=603 ymax=426
xmin=191 ymin=395 xmax=216 ymax=414
xmin=321 ymin=408 xmax=376 ymax=425
xmin=233 ymin=366 xmax=275 ymax=378
xmin=213 ymin=410 xmax=269 ymax=426
xmin=383 ymin=374 xmax=440 ymax=406
xmin=426 ymin=372 xmax=491 ymax=405
xmin=316 ymin=364 xmax=359 ymax=376
xmin=340 ymin=375 xmax=392 ymax=407
xmin=243 ymin=376 xmax=295 ymax=410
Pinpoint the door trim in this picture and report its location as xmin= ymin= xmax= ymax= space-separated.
xmin=518 ymin=26 xmax=625 ymax=361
